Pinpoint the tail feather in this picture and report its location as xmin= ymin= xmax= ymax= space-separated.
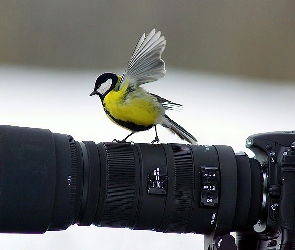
xmin=162 ymin=115 xmax=198 ymax=145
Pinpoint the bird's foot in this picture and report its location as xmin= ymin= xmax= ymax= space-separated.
xmin=112 ymin=132 xmax=135 ymax=143
xmin=112 ymin=139 xmax=122 ymax=143
xmin=151 ymin=136 xmax=160 ymax=144
xmin=112 ymin=139 xmax=134 ymax=144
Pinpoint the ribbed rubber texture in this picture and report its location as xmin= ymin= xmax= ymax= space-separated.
xmin=99 ymin=143 xmax=137 ymax=227
xmin=166 ymin=144 xmax=194 ymax=232
xmin=63 ymin=137 xmax=81 ymax=228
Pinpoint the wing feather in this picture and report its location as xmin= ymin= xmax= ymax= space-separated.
xmin=117 ymin=29 xmax=166 ymax=90
xmin=150 ymin=93 xmax=183 ymax=111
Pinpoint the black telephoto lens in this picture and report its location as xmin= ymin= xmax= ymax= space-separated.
xmin=0 ymin=125 xmax=263 ymax=235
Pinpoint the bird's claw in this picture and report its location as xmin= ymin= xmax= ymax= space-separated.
xmin=151 ymin=136 xmax=160 ymax=144
xmin=112 ymin=139 xmax=134 ymax=144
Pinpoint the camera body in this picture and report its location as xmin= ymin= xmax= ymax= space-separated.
xmin=245 ymin=131 xmax=289 ymax=235
xmin=243 ymin=131 xmax=295 ymax=250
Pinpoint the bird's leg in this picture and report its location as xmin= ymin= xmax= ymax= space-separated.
xmin=151 ymin=125 xmax=160 ymax=144
xmin=123 ymin=131 xmax=135 ymax=142
xmin=113 ymin=131 xmax=135 ymax=143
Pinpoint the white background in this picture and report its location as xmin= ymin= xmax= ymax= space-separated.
xmin=0 ymin=65 xmax=294 ymax=249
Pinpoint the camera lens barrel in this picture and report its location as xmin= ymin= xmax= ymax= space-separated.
xmin=0 ymin=125 xmax=262 ymax=235
xmin=90 ymin=143 xmax=262 ymax=235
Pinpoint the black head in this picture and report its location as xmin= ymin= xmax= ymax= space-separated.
xmin=90 ymin=73 xmax=118 ymax=98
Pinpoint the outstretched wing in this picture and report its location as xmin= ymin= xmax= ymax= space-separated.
xmin=116 ymin=29 xmax=166 ymax=91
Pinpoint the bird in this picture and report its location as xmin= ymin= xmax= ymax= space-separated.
xmin=90 ymin=29 xmax=197 ymax=144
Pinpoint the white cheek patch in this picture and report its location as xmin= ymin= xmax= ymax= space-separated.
xmin=98 ymin=79 xmax=113 ymax=95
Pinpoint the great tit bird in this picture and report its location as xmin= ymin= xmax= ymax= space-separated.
xmin=90 ymin=29 xmax=197 ymax=144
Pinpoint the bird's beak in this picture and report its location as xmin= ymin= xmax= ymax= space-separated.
xmin=89 ymin=90 xmax=97 ymax=96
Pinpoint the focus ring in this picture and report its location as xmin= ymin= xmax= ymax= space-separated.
xmin=63 ymin=136 xmax=81 ymax=229
xmin=166 ymin=144 xmax=194 ymax=233
xmin=99 ymin=143 xmax=136 ymax=227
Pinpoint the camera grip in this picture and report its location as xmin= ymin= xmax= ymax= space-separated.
xmin=280 ymin=169 xmax=295 ymax=232
xmin=279 ymin=148 xmax=295 ymax=250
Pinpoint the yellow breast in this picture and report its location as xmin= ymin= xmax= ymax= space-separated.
xmin=103 ymin=82 xmax=161 ymax=127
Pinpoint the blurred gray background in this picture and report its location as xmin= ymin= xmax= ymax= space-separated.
xmin=1 ymin=2 xmax=295 ymax=250
xmin=1 ymin=0 xmax=295 ymax=81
